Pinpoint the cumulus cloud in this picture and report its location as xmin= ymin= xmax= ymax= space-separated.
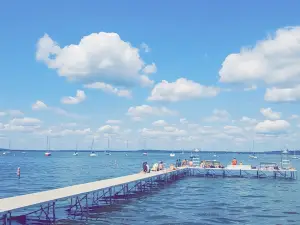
xmin=219 ymin=27 xmax=300 ymax=85
xmin=38 ymin=128 xmax=91 ymax=137
xmin=84 ymin=82 xmax=132 ymax=98
xmin=0 ymin=117 xmax=42 ymax=133
xmin=143 ymin=63 xmax=157 ymax=74
xmin=240 ymin=116 xmax=257 ymax=124
xmin=0 ymin=110 xmax=24 ymax=117
xmin=265 ymin=86 xmax=300 ymax=102
xmin=255 ymin=120 xmax=290 ymax=134
xmin=10 ymin=117 xmax=42 ymax=126
xmin=61 ymin=90 xmax=86 ymax=104
xmin=32 ymin=100 xmax=83 ymax=119
xmin=106 ymin=120 xmax=122 ymax=124
xmin=127 ymin=105 xmax=177 ymax=118
xmin=152 ymin=120 xmax=168 ymax=126
xmin=98 ymin=125 xmax=120 ymax=134
xmin=148 ymin=78 xmax=220 ymax=102
xmin=140 ymin=127 xmax=187 ymax=138
xmin=36 ymin=33 xmax=155 ymax=87
xmin=32 ymin=100 xmax=48 ymax=110
xmin=260 ymin=108 xmax=281 ymax=120
xmin=180 ymin=118 xmax=188 ymax=124
xmin=223 ymin=126 xmax=244 ymax=135
xmin=204 ymin=109 xmax=230 ymax=122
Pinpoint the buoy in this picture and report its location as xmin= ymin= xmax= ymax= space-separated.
xmin=17 ymin=167 xmax=20 ymax=178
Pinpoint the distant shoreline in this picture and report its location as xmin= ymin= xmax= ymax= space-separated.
xmin=0 ymin=148 xmax=299 ymax=155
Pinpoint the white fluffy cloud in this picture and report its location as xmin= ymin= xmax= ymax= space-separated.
xmin=180 ymin=118 xmax=188 ymax=124
xmin=255 ymin=120 xmax=290 ymax=134
xmin=61 ymin=90 xmax=86 ymax=104
xmin=10 ymin=117 xmax=42 ymax=126
xmin=140 ymin=127 xmax=187 ymax=138
xmin=265 ymin=86 xmax=300 ymax=102
xmin=223 ymin=126 xmax=244 ymax=135
xmin=143 ymin=63 xmax=157 ymax=74
xmin=152 ymin=120 xmax=168 ymax=126
xmin=0 ymin=110 xmax=24 ymax=117
xmin=32 ymin=100 xmax=48 ymax=110
xmin=36 ymin=33 xmax=155 ymax=87
xmin=32 ymin=100 xmax=83 ymax=119
xmin=84 ymin=82 xmax=132 ymax=98
xmin=204 ymin=109 xmax=230 ymax=122
xmin=106 ymin=120 xmax=122 ymax=124
xmin=148 ymin=78 xmax=220 ymax=102
xmin=260 ymin=108 xmax=281 ymax=120
xmin=98 ymin=125 xmax=120 ymax=134
xmin=127 ymin=105 xmax=177 ymax=118
xmin=240 ymin=116 xmax=257 ymax=124
xmin=219 ymin=27 xmax=300 ymax=85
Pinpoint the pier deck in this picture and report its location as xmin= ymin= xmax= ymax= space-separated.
xmin=0 ymin=166 xmax=297 ymax=224
xmin=0 ymin=168 xmax=186 ymax=214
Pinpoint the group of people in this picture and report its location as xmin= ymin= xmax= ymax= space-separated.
xmin=142 ymin=161 xmax=165 ymax=173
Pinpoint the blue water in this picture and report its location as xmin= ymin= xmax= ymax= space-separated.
xmin=0 ymin=152 xmax=299 ymax=224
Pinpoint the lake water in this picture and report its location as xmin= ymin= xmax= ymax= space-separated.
xmin=0 ymin=151 xmax=299 ymax=225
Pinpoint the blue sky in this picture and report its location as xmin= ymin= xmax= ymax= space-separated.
xmin=1 ymin=1 xmax=300 ymax=151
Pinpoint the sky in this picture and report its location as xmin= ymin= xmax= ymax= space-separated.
xmin=1 ymin=1 xmax=300 ymax=151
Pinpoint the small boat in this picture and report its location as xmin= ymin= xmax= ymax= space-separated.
xmin=2 ymin=152 xmax=6 ymax=155
xmin=89 ymin=138 xmax=97 ymax=157
xmin=170 ymin=152 xmax=175 ymax=157
xmin=292 ymin=150 xmax=299 ymax=159
xmin=73 ymin=152 xmax=78 ymax=156
xmin=90 ymin=152 xmax=97 ymax=157
xmin=249 ymin=140 xmax=257 ymax=159
xmin=22 ymin=152 xmax=26 ymax=154
xmin=194 ymin=148 xmax=200 ymax=153
xmin=213 ymin=154 xmax=217 ymax=157
xmin=181 ymin=151 xmax=184 ymax=154
xmin=125 ymin=153 xmax=128 ymax=156
xmin=143 ymin=152 xmax=148 ymax=156
xmin=105 ymin=151 xmax=111 ymax=156
xmin=45 ymin=136 xmax=51 ymax=156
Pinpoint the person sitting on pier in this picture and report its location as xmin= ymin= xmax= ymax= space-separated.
xmin=159 ymin=161 xmax=164 ymax=170
xmin=232 ymin=158 xmax=237 ymax=165
xmin=142 ymin=162 xmax=148 ymax=173
xmin=151 ymin=163 xmax=159 ymax=171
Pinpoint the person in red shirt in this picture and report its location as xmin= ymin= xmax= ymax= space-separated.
xmin=232 ymin=158 xmax=237 ymax=165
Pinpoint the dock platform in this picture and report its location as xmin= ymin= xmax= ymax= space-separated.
xmin=0 ymin=165 xmax=297 ymax=224
xmin=0 ymin=168 xmax=188 ymax=224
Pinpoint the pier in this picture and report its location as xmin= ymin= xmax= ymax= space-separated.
xmin=0 ymin=167 xmax=188 ymax=225
xmin=0 ymin=165 xmax=297 ymax=225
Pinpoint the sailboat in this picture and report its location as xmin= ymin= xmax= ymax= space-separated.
xmin=105 ymin=138 xmax=111 ymax=155
xmin=213 ymin=153 xmax=217 ymax=157
xmin=249 ymin=140 xmax=257 ymax=159
xmin=45 ymin=137 xmax=52 ymax=156
xmin=291 ymin=150 xmax=299 ymax=159
xmin=170 ymin=152 xmax=175 ymax=157
xmin=194 ymin=148 xmax=200 ymax=153
xmin=73 ymin=143 xmax=78 ymax=156
xmin=181 ymin=150 xmax=184 ymax=154
xmin=90 ymin=138 xmax=97 ymax=157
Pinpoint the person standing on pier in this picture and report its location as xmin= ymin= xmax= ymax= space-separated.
xmin=232 ymin=158 xmax=237 ymax=165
